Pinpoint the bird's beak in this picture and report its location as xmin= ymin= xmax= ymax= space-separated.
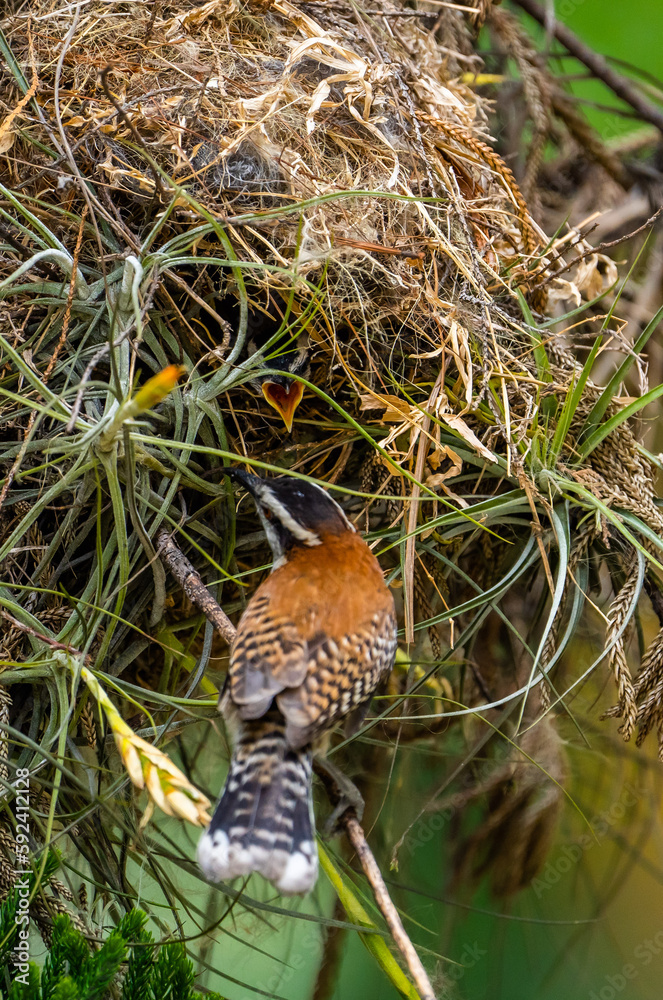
xmin=261 ymin=379 xmax=305 ymax=433
xmin=225 ymin=468 xmax=263 ymax=494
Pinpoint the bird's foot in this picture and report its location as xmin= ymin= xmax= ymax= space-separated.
xmin=313 ymin=756 xmax=365 ymax=837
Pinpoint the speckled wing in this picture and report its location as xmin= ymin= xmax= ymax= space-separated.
xmin=229 ymin=593 xmax=308 ymax=719
xmin=227 ymin=531 xmax=398 ymax=747
xmin=228 ymin=596 xmax=397 ymax=746
xmin=276 ymin=607 xmax=398 ymax=748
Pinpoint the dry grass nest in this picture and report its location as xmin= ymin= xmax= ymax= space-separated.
xmin=1 ymin=0 xmax=663 ymax=901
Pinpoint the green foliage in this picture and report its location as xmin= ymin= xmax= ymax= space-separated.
xmin=151 ymin=943 xmax=196 ymax=1000
xmin=40 ymin=917 xmax=78 ymax=1000
xmin=2 ymin=2 xmax=663 ymax=998
xmin=0 ymin=908 xmax=224 ymax=1000
xmin=118 ymin=912 xmax=154 ymax=1000
xmin=0 ymin=890 xmax=19 ymax=972
xmin=6 ymin=963 xmax=40 ymax=1000
xmin=49 ymin=983 xmax=79 ymax=1000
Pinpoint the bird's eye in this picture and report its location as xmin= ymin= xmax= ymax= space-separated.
xmin=263 ymin=508 xmax=274 ymax=521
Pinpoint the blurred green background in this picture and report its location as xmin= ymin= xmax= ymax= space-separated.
xmin=554 ymin=0 xmax=663 ymax=140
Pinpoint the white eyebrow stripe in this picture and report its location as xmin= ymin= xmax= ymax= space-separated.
xmin=261 ymin=491 xmax=322 ymax=546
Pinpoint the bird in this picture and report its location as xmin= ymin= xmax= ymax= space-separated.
xmin=243 ymin=294 xmax=312 ymax=432
xmin=251 ymin=335 xmax=310 ymax=433
xmin=197 ymin=470 xmax=398 ymax=894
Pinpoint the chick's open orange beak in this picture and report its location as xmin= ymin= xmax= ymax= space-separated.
xmin=261 ymin=380 xmax=305 ymax=432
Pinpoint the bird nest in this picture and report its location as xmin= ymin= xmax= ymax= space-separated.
xmin=1 ymin=0 xmax=663 ymax=910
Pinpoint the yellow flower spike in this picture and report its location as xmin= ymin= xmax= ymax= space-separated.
xmin=66 ymin=659 xmax=211 ymax=827
xmin=145 ymin=762 xmax=169 ymax=812
xmin=128 ymin=364 xmax=187 ymax=416
xmin=98 ymin=364 xmax=187 ymax=452
xmin=460 ymin=72 xmax=505 ymax=86
xmin=138 ymin=800 xmax=155 ymax=833
xmin=126 ymin=732 xmax=212 ymax=825
xmin=165 ymin=790 xmax=203 ymax=825
xmin=115 ymin=733 xmax=145 ymax=788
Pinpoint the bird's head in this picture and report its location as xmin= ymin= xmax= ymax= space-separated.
xmin=228 ymin=470 xmax=354 ymax=566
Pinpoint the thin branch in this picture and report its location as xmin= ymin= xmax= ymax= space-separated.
xmin=514 ymin=0 xmax=663 ymax=136
xmin=591 ymin=204 xmax=663 ymax=253
xmin=345 ymin=813 xmax=436 ymax=1000
xmin=0 ymin=611 xmax=86 ymax=656
xmin=158 ymin=532 xmax=437 ymax=999
xmin=157 ymin=529 xmax=236 ymax=645
xmin=531 ymin=204 xmax=663 ymax=292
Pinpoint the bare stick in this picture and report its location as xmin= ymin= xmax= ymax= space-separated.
xmin=345 ymin=813 xmax=436 ymax=1000
xmin=0 ymin=610 xmax=86 ymax=656
xmin=157 ymin=529 xmax=236 ymax=645
xmin=514 ymin=0 xmax=663 ymax=136
xmin=158 ymin=532 xmax=437 ymax=999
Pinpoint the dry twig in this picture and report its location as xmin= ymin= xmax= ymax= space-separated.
xmin=344 ymin=813 xmax=436 ymax=1000
xmin=156 ymin=530 xmax=236 ymax=645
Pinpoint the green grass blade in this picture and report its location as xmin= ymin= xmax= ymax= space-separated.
xmin=560 ymin=479 xmax=663 ymax=571
xmin=578 ymin=378 xmax=663 ymax=460
xmin=516 ymin=287 xmax=551 ymax=381
xmin=549 ymin=334 xmax=603 ymax=465
xmin=577 ymin=301 xmax=663 ymax=454
xmin=515 ymin=504 xmax=569 ymax=731
xmin=318 ymin=844 xmax=421 ymax=1000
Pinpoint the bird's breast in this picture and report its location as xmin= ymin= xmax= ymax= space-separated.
xmin=260 ymin=530 xmax=394 ymax=638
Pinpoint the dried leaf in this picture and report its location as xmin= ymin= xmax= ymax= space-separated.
xmin=547 ymin=276 xmax=581 ymax=306
xmin=436 ymin=394 xmax=497 ymax=463
xmin=359 ymin=392 xmax=411 ymax=421
xmin=427 ymin=444 xmax=462 ymax=480
xmin=576 ymin=253 xmax=618 ymax=300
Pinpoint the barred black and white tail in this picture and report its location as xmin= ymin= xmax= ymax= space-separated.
xmin=197 ymin=716 xmax=318 ymax=895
